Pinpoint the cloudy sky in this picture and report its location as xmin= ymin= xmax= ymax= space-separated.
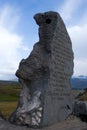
xmin=0 ymin=0 xmax=87 ymax=80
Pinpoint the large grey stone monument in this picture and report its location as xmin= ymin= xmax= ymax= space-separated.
xmin=10 ymin=11 xmax=74 ymax=128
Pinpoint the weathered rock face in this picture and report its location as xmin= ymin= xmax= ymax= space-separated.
xmin=1 ymin=116 xmax=87 ymax=130
xmin=9 ymin=11 xmax=74 ymax=128
xmin=74 ymin=101 xmax=87 ymax=116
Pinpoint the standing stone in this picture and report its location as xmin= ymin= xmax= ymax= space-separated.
xmin=9 ymin=11 xmax=74 ymax=128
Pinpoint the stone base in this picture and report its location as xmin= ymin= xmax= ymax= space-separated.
xmin=0 ymin=116 xmax=87 ymax=130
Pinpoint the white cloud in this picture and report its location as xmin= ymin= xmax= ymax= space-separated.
xmin=58 ymin=0 xmax=87 ymax=76
xmin=68 ymin=24 xmax=87 ymax=58
xmin=68 ymin=24 xmax=87 ymax=76
xmin=0 ymin=5 xmax=20 ymax=31
xmin=0 ymin=5 xmax=29 ymax=80
xmin=0 ymin=26 xmax=22 ymax=72
xmin=59 ymin=0 xmax=82 ymax=22
xmin=74 ymin=59 xmax=87 ymax=76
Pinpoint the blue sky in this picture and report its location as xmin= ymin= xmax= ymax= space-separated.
xmin=0 ymin=0 xmax=87 ymax=80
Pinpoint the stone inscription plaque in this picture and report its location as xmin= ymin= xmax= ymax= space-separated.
xmin=9 ymin=11 xmax=74 ymax=128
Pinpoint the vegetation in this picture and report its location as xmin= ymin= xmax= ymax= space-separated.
xmin=76 ymin=89 xmax=87 ymax=101
xmin=0 ymin=81 xmax=20 ymax=119
xmin=0 ymin=85 xmax=20 ymax=101
xmin=0 ymin=102 xmax=18 ymax=119
xmin=0 ymin=80 xmax=87 ymax=119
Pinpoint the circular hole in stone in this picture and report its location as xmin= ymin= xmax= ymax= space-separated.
xmin=45 ymin=18 xmax=51 ymax=24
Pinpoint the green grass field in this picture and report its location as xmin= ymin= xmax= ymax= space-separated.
xmin=0 ymin=81 xmax=87 ymax=119
xmin=0 ymin=101 xmax=18 ymax=119
xmin=0 ymin=82 xmax=20 ymax=119
xmin=0 ymin=85 xmax=20 ymax=101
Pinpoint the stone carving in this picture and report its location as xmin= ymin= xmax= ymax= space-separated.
xmin=9 ymin=11 xmax=74 ymax=128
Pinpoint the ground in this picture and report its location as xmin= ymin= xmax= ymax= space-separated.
xmin=0 ymin=82 xmax=87 ymax=129
xmin=0 ymin=115 xmax=87 ymax=130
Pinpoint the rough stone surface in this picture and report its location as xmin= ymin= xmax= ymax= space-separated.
xmin=1 ymin=116 xmax=87 ymax=130
xmin=9 ymin=11 xmax=74 ymax=128
xmin=74 ymin=101 xmax=87 ymax=116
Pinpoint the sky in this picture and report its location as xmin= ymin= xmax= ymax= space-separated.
xmin=0 ymin=0 xmax=87 ymax=80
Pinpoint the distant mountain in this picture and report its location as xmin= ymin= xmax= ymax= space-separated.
xmin=0 ymin=75 xmax=87 ymax=90
xmin=71 ymin=76 xmax=87 ymax=89
xmin=0 ymin=80 xmax=18 ymax=86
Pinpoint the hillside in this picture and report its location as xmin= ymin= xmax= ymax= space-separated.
xmin=0 ymin=81 xmax=20 ymax=118
xmin=0 ymin=76 xmax=87 ymax=119
xmin=71 ymin=76 xmax=87 ymax=89
xmin=0 ymin=75 xmax=87 ymax=90
xmin=0 ymin=80 xmax=18 ymax=86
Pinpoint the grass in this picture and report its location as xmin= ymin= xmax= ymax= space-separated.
xmin=0 ymin=101 xmax=18 ymax=119
xmin=76 ymin=89 xmax=87 ymax=101
xmin=0 ymin=81 xmax=87 ymax=119
xmin=72 ymin=89 xmax=84 ymax=98
xmin=0 ymin=85 xmax=20 ymax=101
xmin=0 ymin=82 xmax=20 ymax=119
